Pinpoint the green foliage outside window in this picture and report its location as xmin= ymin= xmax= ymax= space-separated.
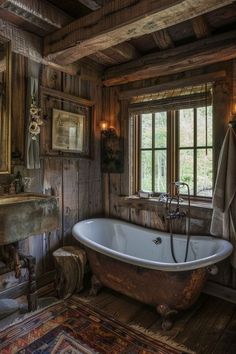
xmin=139 ymin=106 xmax=213 ymax=197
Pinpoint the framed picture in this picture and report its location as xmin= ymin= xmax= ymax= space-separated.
xmin=52 ymin=108 xmax=89 ymax=154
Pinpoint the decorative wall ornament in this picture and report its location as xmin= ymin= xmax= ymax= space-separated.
xmin=101 ymin=127 xmax=124 ymax=173
xmin=26 ymin=73 xmax=41 ymax=169
xmin=29 ymin=86 xmax=43 ymax=140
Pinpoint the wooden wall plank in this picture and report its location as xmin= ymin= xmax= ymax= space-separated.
xmin=43 ymin=157 xmax=63 ymax=269
xmin=11 ymin=53 xmax=26 ymax=160
xmin=62 ymin=159 xmax=79 ymax=245
xmin=120 ymin=99 xmax=130 ymax=196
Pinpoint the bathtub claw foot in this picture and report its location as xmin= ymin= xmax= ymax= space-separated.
xmin=156 ymin=304 xmax=177 ymax=330
xmin=89 ymin=275 xmax=103 ymax=296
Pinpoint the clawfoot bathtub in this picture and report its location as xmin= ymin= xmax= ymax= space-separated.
xmin=72 ymin=218 xmax=232 ymax=329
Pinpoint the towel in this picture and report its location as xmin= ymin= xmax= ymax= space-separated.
xmin=210 ymin=126 xmax=236 ymax=268
xmin=26 ymin=77 xmax=40 ymax=169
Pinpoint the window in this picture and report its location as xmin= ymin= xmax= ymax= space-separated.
xmin=178 ymin=107 xmax=213 ymax=196
xmin=140 ymin=112 xmax=167 ymax=193
xmin=137 ymin=105 xmax=213 ymax=198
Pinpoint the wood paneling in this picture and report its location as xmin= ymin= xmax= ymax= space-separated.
xmin=0 ymin=53 xmax=103 ymax=297
xmin=11 ymin=53 xmax=26 ymax=160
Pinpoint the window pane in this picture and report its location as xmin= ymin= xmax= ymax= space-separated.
xmin=207 ymin=106 xmax=213 ymax=146
xmin=179 ymin=149 xmax=194 ymax=194
xmin=197 ymin=149 xmax=213 ymax=197
xmin=155 ymin=112 xmax=167 ymax=148
xmin=197 ymin=106 xmax=212 ymax=147
xmin=155 ymin=150 xmax=167 ymax=193
xmin=141 ymin=114 xmax=152 ymax=148
xmin=140 ymin=150 xmax=152 ymax=191
xmin=179 ymin=109 xmax=194 ymax=147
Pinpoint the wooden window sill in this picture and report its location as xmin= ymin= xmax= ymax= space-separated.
xmin=118 ymin=195 xmax=212 ymax=219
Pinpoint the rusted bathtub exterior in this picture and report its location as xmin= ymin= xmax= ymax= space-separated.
xmin=72 ymin=218 xmax=232 ymax=328
xmin=86 ymin=247 xmax=207 ymax=311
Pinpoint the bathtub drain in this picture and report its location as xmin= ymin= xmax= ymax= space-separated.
xmin=152 ymin=237 xmax=162 ymax=245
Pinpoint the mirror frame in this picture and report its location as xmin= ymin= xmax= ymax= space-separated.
xmin=0 ymin=40 xmax=11 ymax=174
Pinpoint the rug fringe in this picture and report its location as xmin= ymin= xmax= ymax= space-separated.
xmin=130 ymin=324 xmax=196 ymax=354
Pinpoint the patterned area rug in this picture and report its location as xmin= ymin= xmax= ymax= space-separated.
xmin=0 ymin=295 xmax=188 ymax=354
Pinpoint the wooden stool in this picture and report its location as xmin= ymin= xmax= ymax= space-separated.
xmin=53 ymin=246 xmax=87 ymax=299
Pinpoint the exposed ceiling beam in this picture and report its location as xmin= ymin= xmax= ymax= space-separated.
xmin=91 ymin=51 xmax=118 ymax=65
xmin=91 ymin=42 xmax=139 ymax=65
xmin=192 ymin=15 xmax=211 ymax=39
xmin=43 ymin=0 xmax=235 ymax=65
xmin=152 ymin=29 xmax=174 ymax=50
xmin=0 ymin=0 xmax=72 ymax=33
xmin=109 ymin=43 xmax=139 ymax=61
xmin=77 ymin=0 xmax=102 ymax=11
xmin=0 ymin=18 xmax=81 ymax=76
xmin=119 ymin=71 xmax=227 ymax=100
xmin=103 ymin=29 xmax=236 ymax=86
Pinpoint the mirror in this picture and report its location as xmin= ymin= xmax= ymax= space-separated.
xmin=0 ymin=40 xmax=11 ymax=174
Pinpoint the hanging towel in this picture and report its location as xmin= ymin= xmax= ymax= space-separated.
xmin=210 ymin=125 xmax=236 ymax=268
xmin=26 ymin=77 xmax=40 ymax=169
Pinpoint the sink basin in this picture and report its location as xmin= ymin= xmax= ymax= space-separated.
xmin=0 ymin=193 xmax=59 ymax=245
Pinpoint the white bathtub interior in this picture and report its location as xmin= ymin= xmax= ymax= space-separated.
xmin=72 ymin=219 xmax=233 ymax=270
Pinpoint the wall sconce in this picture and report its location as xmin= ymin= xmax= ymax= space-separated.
xmin=229 ymin=103 xmax=236 ymax=127
xmin=99 ymin=120 xmax=108 ymax=131
xmin=99 ymin=120 xmax=117 ymax=138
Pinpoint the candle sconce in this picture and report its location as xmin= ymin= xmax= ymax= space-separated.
xmin=100 ymin=121 xmax=124 ymax=173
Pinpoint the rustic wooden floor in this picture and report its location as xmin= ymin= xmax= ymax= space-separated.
xmin=1 ymin=283 xmax=236 ymax=353
xmin=78 ymin=287 xmax=236 ymax=354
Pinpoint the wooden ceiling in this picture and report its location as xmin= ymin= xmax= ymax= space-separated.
xmin=0 ymin=0 xmax=236 ymax=86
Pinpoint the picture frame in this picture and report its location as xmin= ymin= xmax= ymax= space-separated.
xmin=52 ymin=108 xmax=89 ymax=154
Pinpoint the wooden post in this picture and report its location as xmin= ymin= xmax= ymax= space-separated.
xmin=212 ymin=75 xmax=232 ymax=182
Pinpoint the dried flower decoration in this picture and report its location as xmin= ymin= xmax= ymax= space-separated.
xmin=29 ymin=92 xmax=43 ymax=140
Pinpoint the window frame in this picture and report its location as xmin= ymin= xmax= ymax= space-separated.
xmin=135 ymin=105 xmax=213 ymax=200
xmin=138 ymin=112 xmax=168 ymax=193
